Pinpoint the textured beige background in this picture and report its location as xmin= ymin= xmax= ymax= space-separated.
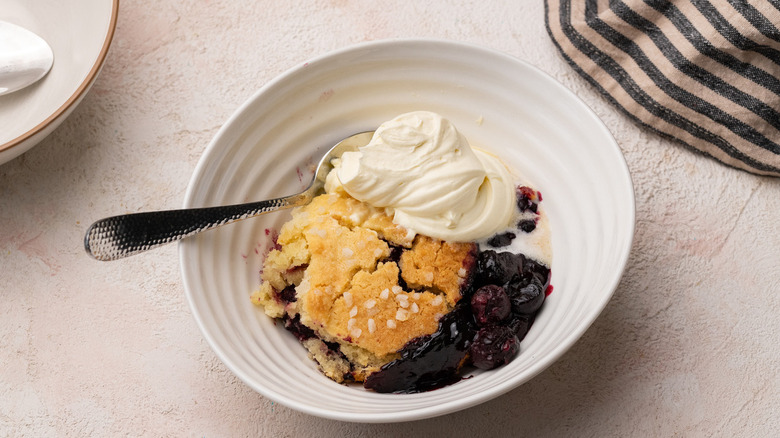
xmin=1 ymin=1 xmax=779 ymax=436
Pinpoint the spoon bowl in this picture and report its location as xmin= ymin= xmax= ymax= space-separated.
xmin=0 ymin=20 xmax=54 ymax=95
xmin=84 ymin=131 xmax=374 ymax=261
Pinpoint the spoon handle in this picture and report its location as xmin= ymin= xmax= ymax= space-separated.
xmin=84 ymin=192 xmax=310 ymax=261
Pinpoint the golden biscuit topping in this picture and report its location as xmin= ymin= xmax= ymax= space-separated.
xmin=251 ymin=190 xmax=477 ymax=376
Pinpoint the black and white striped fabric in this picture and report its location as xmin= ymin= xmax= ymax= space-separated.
xmin=545 ymin=0 xmax=780 ymax=177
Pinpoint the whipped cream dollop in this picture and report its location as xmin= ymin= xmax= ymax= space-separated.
xmin=327 ymin=111 xmax=516 ymax=242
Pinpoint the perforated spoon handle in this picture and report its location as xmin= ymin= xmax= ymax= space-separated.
xmin=84 ymin=192 xmax=309 ymax=261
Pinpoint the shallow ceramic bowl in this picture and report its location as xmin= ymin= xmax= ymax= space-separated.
xmin=0 ymin=0 xmax=118 ymax=165
xmin=180 ymin=39 xmax=635 ymax=422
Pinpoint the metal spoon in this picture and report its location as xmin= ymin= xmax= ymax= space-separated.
xmin=0 ymin=21 xmax=54 ymax=96
xmin=84 ymin=131 xmax=374 ymax=261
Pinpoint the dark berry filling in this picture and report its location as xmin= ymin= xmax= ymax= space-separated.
xmin=283 ymin=315 xmax=316 ymax=342
xmin=362 ymin=184 xmax=551 ymax=393
xmin=522 ymin=258 xmax=551 ymax=292
xmin=507 ymin=280 xmax=545 ymax=314
xmin=487 ymin=231 xmax=516 ymax=247
xmin=278 ymin=284 xmax=297 ymax=304
xmin=470 ymin=325 xmax=519 ymax=370
xmin=516 ymin=186 xmax=540 ymax=213
xmin=476 ymin=250 xmax=521 ymax=286
xmin=471 ymin=285 xmax=511 ymax=326
xmin=517 ymin=218 xmax=537 ymax=233
xmin=506 ymin=314 xmax=533 ymax=341
xmin=385 ymin=245 xmax=404 ymax=264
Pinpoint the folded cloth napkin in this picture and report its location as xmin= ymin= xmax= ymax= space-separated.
xmin=545 ymin=0 xmax=780 ymax=177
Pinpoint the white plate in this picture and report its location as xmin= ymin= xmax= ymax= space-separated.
xmin=0 ymin=0 xmax=118 ymax=165
xmin=180 ymin=39 xmax=635 ymax=422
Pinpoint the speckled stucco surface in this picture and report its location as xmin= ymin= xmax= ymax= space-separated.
xmin=1 ymin=1 xmax=778 ymax=436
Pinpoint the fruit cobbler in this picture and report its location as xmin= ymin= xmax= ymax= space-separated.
xmin=250 ymin=112 xmax=551 ymax=393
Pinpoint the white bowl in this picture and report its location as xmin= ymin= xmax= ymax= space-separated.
xmin=0 ymin=0 xmax=118 ymax=165
xmin=180 ymin=39 xmax=635 ymax=422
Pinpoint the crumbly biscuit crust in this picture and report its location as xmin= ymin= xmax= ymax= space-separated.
xmin=250 ymin=191 xmax=476 ymax=382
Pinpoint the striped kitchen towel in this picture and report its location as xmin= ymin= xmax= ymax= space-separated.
xmin=545 ymin=0 xmax=780 ymax=177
